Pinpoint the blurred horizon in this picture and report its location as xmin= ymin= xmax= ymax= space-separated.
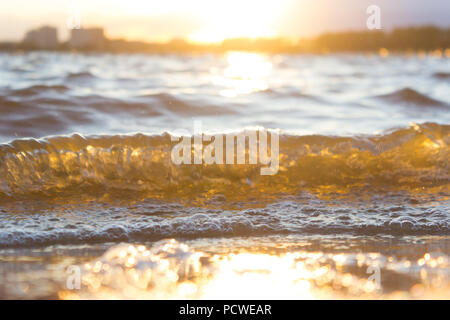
xmin=1 ymin=0 xmax=449 ymax=43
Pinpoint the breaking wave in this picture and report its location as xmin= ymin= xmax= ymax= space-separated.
xmin=0 ymin=122 xmax=448 ymax=202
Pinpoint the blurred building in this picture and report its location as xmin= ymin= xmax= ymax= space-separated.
xmin=23 ymin=26 xmax=58 ymax=49
xmin=69 ymin=28 xmax=106 ymax=50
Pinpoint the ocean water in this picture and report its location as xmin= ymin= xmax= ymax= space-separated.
xmin=0 ymin=51 xmax=449 ymax=299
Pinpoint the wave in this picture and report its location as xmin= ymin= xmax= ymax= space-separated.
xmin=433 ymin=72 xmax=450 ymax=79
xmin=1 ymin=198 xmax=448 ymax=247
xmin=256 ymin=88 xmax=323 ymax=101
xmin=4 ymin=85 xmax=69 ymax=97
xmin=0 ymin=122 xmax=448 ymax=202
xmin=0 ymin=90 xmax=235 ymax=118
xmin=137 ymin=93 xmax=237 ymax=116
xmin=376 ymin=88 xmax=448 ymax=108
xmin=65 ymin=71 xmax=96 ymax=80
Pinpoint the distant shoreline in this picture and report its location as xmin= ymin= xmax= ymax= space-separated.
xmin=1 ymin=26 xmax=449 ymax=54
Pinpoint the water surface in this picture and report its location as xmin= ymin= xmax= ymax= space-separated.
xmin=0 ymin=51 xmax=449 ymax=299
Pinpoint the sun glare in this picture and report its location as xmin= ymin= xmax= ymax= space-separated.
xmin=214 ymin=52 xmax=272 ymax=97
xmin=113 ymin=0 xmax=290 ymax=43
xmin=188 ymin=0 xmax=289 ymax=43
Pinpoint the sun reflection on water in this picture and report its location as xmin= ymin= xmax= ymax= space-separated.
xmin=215 ymin=52 xmax=272 ymax=97
xmin=58 ymin=240 xmax=450 ymax=300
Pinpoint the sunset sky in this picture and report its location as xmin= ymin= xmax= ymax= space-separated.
xmin=1 ymin=0 xmax=449 ymax=43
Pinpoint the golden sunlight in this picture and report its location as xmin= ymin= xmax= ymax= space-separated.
xmin=104 ymin=0 xmax=290 ymax=42
xmin=214 ymin=52 xmax=272 ymax=97
xmin=61 ymin=241 xmax=418 ymax=300
xmin=186 ymin=0 xmax=290 ymax=43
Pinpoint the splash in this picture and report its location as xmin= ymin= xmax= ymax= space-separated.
xmin=0 ymin=123 xmax=448 ymax=203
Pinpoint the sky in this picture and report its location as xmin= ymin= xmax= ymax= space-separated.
xmin=1 ymin=0 xmax=449 ymax=43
